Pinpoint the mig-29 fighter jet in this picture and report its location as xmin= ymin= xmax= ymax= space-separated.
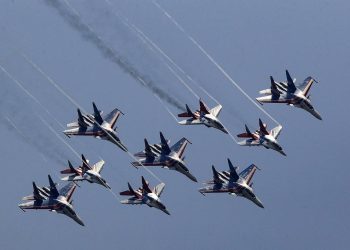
xmin=132 ymin=132 xmax=197 ymax=182
xmin=120 ymin=176 xmax=170 ymax=215
xmin=18 ymin=175 xmax=85 ymax=226
xmin=256 ymin=70 xmax=322 ymax=120
xmin=178 ymin=99 xmax=228 ymax=134
xmin=60 ymin=154 xmax=110 ymax=189
xmin=199 ymin=159 xmax=264 ymax=208
xmin=64 ymin=102 xmax=128 ymax=152
xmin=237 ymin=119 xmax=286 ymax=156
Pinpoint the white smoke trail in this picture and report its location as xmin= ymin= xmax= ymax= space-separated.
xmin=0 ymin=63 xmax=65 ymax=129
xmin=151 ymin=0 xmax=280 ymax=126
xmin=44 ymin=0 xmax=185 ymax=111
xmin=22 ymin=54 xmax=163 ymax=183
xmin=4 ymin=116 xmax=61 ymax=179
xmin=37 ymin=114 xmax=80 ymax=160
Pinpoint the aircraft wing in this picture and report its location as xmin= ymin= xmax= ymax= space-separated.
xmin=92 ymin=160 xmax=105 ymax=173
xmin=120 ymin=197 xmax=143 ymax=205
xmin=61 ymin=175 xmax=84 ymax=182
xmin=103 ymin=108 xmax=123 ymax=128
xmin=237 ymin=139 xmax=260 ymax=146
xmin=178 ymin=118 xmax=203 ymax=125
xmin=270 ymin=125 xmax=283 ymax=139
xmin=59 ymin=182 xmax=77 ymax=203
xmin=131 ymin=158 xmax=163 ymax=167
xmin=209 ymin=104 xmax=222 ymax=117
xmin=298 ymin=76 xmax=316 ymax=96
xmin=239 ymin=164 xmax=259 ymax=186
xmin=153 ymin=183 xmax=165 ymax=197
xmin=170 ymin=137 xmax=191 ymax=159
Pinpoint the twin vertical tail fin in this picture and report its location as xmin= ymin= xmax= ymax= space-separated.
xmin=286 ymin=70 xmax=297 ymax=93
xmin=81 ymin=154 xmax=90 ymax=173
xmin=32 ymin=182 xmax=45 ymax=200
xmin=199 ymin=99 xmax=210 ymax=115
xmin=178 ymin=104 xmax=196 ymax=119
xmin=92 ymin=102 xmax=104 ymax=125
xmin=48 ymin=175 xmax=59 ymax=198
xmin=144 ymin=139 xmax=155 ymax=157
xmin=227 ymin=159 xmax=239 ymax=183
xmin=159 ymin=132 xmax=171 ymax=155
xmin=77 ymin=109 xmax=88 ymax=128
xmin=141 ymin=176 xmax=152 ymax=194
xmin=258 ymin=118 xmax=269 ymax=135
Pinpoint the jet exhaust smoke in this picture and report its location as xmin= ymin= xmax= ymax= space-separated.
xmin=44 ymin=0 xmax=185 ymax=111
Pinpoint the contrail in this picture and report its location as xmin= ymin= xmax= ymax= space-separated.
xmin=0 ymin=63 xmax=65 ymax=129
xmin=38 ymin=114 xmax=80 ymax=160
xmin=22 ymin=53 xmax=164 ymax=183
xmin=151 ymin=0 xmax=280 ymax=126
xmin=44 ymin=0 xmax=184 ymax=111
xmin=0 ymin=114 xmax=67 ymax=166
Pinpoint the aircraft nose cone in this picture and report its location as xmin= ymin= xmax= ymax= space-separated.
xmin=255 ymin=198 xmax=264 ymax=209
xmin=163 ymin=209 xmax=171 ymax=215
xmin=314 ymin=111 xmax=322 ymax=120
xmin=188 ymin=174 xmax=198 ymax=182
xmin=280 ymin=150 xmax=287 ymax=157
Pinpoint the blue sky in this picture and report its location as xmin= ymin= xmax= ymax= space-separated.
xmin=0 ymin=1 xmax=349 ymax=249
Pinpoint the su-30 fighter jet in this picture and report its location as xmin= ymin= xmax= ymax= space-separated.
xmin=237 ymin=119 xmax=286 ymax=156
xmin=178 ymin=99 xmax=228 ymax=134
xmin=199 ymin=159 xmax=264 ymax=208
xmin=132 ymin=132 xmax=197 ymax=182
xmin=120 ymin=176 xmax=170 ymax=215
xmin=256 ymin=70 xmax=322 ymax=120
xmin=60 ymin=154 xmax=110 ymax=189
xmin=19 ymin=175 xmax=85 ymax=226
xmin=64 ymin=102 xmax=128 ymax=152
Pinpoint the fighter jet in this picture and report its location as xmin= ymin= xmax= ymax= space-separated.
xmin=256 ymin=70 xmax=322 ymax=120
xmin=199 ymin=159 xmax=264 ymax=208
xmin=63 ymin=102 xmax=128 ymax=152
xmin=19 ymin=175 xmax=85 ymax=226
xmin=178 ymin=99 xmax=228 ymax=134
xmin=131 ymin=132 xmax=197 ymax=182
xmin=120 ymin=176 xmax=170 ymax=215
xmin=60 ymin=154 xmax=110 ymax=189
xmin=237 ymin=119 xmax=286 ymax=156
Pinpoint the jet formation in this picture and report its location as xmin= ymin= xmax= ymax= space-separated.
xmin=18 ymin=68 xmax=321 ymax=225
xmin=120 ymin=176 xmax=170 ymax=215
xmin=256 ymin=70 xmax=322 ymax=120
